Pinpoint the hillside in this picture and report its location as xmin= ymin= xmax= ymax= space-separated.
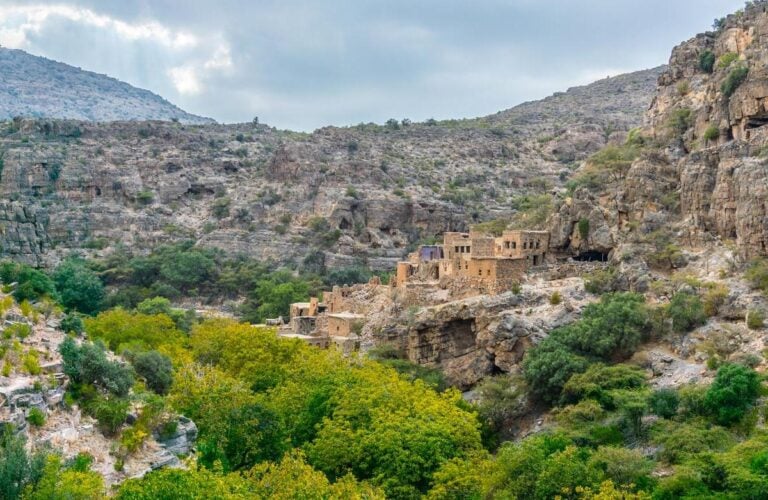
xmin=3 ymin=2 xmax=768 ymax=498
xmin=0 ymin=66 xmax=662 ymax=270
xmin=0 ymin=48 xmax=213 ymax=124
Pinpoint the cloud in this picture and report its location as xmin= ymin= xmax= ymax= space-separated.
xmin=0 ymin=4 xmax=197 ymax=48
xmin=0 ymin=3 xmax=230 ymax=95
xmin=0 ymin=0 xmax=748 ymax=130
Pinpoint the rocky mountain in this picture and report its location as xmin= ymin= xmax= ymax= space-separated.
xmin=552 ymin=1 xmax=768 ymax=262
xmin=0 ymin=66 xmax=662 ymax=269
xmin=0 ymin=47 xmax=213 ymax=124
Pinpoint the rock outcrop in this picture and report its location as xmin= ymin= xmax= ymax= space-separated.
xmin=394 ymin=278 xmax=593 ymax=388
xmin=644 ymin=3 xmax=768 ymax=257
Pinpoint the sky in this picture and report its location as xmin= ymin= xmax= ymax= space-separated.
xmin=0 ymin=1 xmax=746 ymax=131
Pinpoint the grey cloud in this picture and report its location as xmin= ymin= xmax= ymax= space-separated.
xmin=0 ymin=0 xmax=746 ymax=130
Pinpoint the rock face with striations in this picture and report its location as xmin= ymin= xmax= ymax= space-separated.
xmin=648 ymin=2 xmax=768 ymax=257
xmin=548 ymin=3 xmax=768 ymax=260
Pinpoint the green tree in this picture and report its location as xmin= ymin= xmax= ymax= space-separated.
xmin=241 ymin=270 xmax=311 ymax=323
xmin=667 ymin=291 xmax=706 ymax=333
xmin=116 ymin=467 xmax=253 ymax=499
xmin=132 ymin=350 xmax=173 ymax=395
xmin=305 ymin=362 xmax=483 ymax=497
xmin=26 ymin=454 xmax=104 ymax=499
xmin=483 ymin=433 xmax=570 ymax=498
xmin=534 ymin=446 xmax=601 ymax=499
xmin=52 ymin=259 xmax=105 ymax=315
xmin=649 ymin=388 xmax=680 ymax=419
xmin=84 ymin=308 xmax=184 ymax=352
xmin=0 ymin=261 xmax=57 ymax=303
xmin=0 ymin=426 xmax=47 ymax=500
xmin=559 ymin=293 xmax=649 ymax=359
xmin=59 ymin=338 xmax=134 ymax=397
xmin=523 ymin=339 xmax=589 ymax=403
xmin=60 ymin=312 xmax=85 ymax=335
xmin=745 ymin=258 xmax=768 ymax=292
xmin=705 ymin=363 xmax=761 ymax=426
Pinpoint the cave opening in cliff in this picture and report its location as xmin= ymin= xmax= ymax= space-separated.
xmin=573 ymin=251 xmax=609 ymax=262
xmin=441 ymin=319 xmax=476 ymax=354
xmin=746 ymin=114 xmax=768 ymax=130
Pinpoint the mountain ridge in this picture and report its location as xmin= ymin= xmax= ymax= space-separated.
xmin=0 ymin=47 xmax=214 ymax=124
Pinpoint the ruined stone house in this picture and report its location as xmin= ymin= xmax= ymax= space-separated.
xmin=395 ymin=230 xmax=549 ymax=294
xmin=274 ymin=284 xmax=369 ymax=352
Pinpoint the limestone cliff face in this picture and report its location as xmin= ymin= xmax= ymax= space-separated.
xmin=0 ymin=67 xmax=661 ymax=268
xmin=650 ymin=3 xmax=768 ymax=257
xmin=550 ymin=2 xmax=768 ymax=259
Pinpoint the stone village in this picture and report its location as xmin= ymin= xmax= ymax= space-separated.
xmin=269 ymin=229 xmax=550 ymax=351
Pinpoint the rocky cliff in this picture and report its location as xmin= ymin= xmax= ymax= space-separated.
xmin=0 ymin=48 xmax=213 ymax=124
xmin=550 ymin=2 xmax=768 ymax=261
xmin=0 ymin=67 xmax=662 ymax=268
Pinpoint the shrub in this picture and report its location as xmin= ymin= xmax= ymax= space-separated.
xmin=722 ymin=66 xmax=749 ymax=97
xmin=23 ymin=352 xmax=41 ymax=375
xmin=560 ymin=363 xmax=647 ymax=407
xmin=212 ymin=197 xmax=231 ymax=218
xmin=52 ymin=259 xmax=105 ymax=315
xmin=705 ymin=363 xmax=761 ymax=426
xmin=577 ymin=218 xmax=590 ymax=241
xmin=676 ymin=80 xmax=691 ymax=95
xmin=649 ymin=388 xmax=680 ymax=418
xmin=549 ymin=291 xmax=562 ymax=305
xmin=385 ymin=118 xmax=400 ymax=130
xmin=345 ymin=186 xmax=359 ymax=199
xmin=86 ymin=395 xmax=129 ymax=435
xmin=747 ymin=309 xmax=765 ymax=330
xmin=699 ymin=50 xmax=716 ymax=73
xmin=703 ymin=125 xmax=720 ymax=143
xmin=745 ymin=258 xmax=768 ymax=292
xmin=132 ymin=351 xmax=173 ymax=395
xmin=588 ymin=446 xmax=653 ymax=490
xmin=584 ymin=267 xmax=619 ymax=295
xmin=60 ymin=312 xmax=84 ymax=335
xmin=717 ymin=52 xmax=739 ymax=69
xmin=27 ymin=407 xmax=46 ymax=427
xmin=59 ymin=338 xmax=134 ymax=397
xmin=120 ymin=426 xmax=149 ymax=454
xmin=135 ymin=190 xmax=154 ymax=204
xmin=651 ymin=420 xmax=734 ymax=463
xmin=5 ymin=323 xmax=31 ymax=339
xmin=667 ymin=291 xmax=706 ymax=333
xmin=668 ymin=108 xmax=693 ymax=136
xmin=702 ymin=283 xmax=728 ymax=317
xmin=0 ymin=261 xmax=57 ymax=303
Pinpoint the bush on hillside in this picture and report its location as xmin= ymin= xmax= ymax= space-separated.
xmin=704 ymin=363 xmax=761 ymax=426
xmin=59 ymin=337 xmax=134 ymax=397
xmin=53 ymin=258 xmax=105 ymax=315
xmin=131 ymin=351 xmax=173 ymax=395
